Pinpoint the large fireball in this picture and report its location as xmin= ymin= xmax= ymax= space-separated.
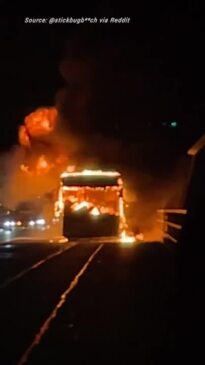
xmin=18 ymin=107 xmax=57 ymax=146
xmin=18 ymin=107 xmax=70 ymax=176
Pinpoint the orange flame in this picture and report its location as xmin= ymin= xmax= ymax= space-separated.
xmin=19 ymin=125 xmax=31 ymax=147
xmin=72 ymin=201 xmax=92 ymax=212
xmin=36 ymin=155 xmax=52 ymax=174
xmin=20 ymin=155 xmax=54 ymax=175
xmin=18 ymin=107 xmax=70 ymax=176
xmin=24 ymin=107 xmax=57 ymax=138
xmin=18 ymin=107 xmax=58 ymax=148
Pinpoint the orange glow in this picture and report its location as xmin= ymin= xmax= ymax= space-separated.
xmin=55 ymin=155 xmax=70 ymax=167
xmin=36 ymin=155 xmax=51 ymax=174
xmin=20 ymin=164 xmax=31 ymax=174
xmin=65 ymin=165 xmax=76 ymax=173
xmin=136 ymin=232 xmax=144 ymax=241
xmin=20 ymin=156 xmax=70 ymax=177
xmin=20 ymin=155 xmax=53 ymax=175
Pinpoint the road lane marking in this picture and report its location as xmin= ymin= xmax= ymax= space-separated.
xmin=17 ymin=244 xmax=103 ymax=365
xmin=0 ymin=242 xmax=78 ymax=290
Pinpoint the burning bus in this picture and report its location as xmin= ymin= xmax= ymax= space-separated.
xmin=2 ymin=106 xmax=140 ymax=243
xmin=60 ymin=169 xmax=127 ymax=238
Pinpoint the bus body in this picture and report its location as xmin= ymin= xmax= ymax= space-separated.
xmin=60 ymin=170 xmax=125 ymax=238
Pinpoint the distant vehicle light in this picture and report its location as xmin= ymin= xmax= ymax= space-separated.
xmin=3 ymin=221 xmax=12 ymax=227
xmin=170 ymin=120 xmax=178 ymax=128
xmin=3 ymin=220 xmax=15 ymax=227
xmin=29 ymin=220 xmax=35 ymax=226
xmin=36 ymin=218 xmax=46 ymax=225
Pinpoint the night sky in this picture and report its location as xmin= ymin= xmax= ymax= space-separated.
xmin=0 ymin=4 xmax=205 ymax=159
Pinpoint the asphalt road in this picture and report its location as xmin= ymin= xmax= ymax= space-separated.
xmin=0 ymin=238 xmax=177 ymax=365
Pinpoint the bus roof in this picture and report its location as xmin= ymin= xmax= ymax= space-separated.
xmin=61 ymin=169 xmax=122 ymax=187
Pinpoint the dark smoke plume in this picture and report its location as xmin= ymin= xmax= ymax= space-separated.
xmin=55 ymin=27 xmax=188 ymax=239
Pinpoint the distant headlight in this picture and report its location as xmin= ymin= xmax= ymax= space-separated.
xmin=36 ymin=218 xmax=46 ymax=225
xmin=3 ymin=221 xmax=12 ymax=227
xmin=28 ymin=220 xmax=35 ymax=226
xmin=3 ymin=220 xmax=15 ymax=227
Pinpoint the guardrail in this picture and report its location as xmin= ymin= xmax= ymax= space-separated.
xmin=157 ymin=208 xmax=187 ymax=244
